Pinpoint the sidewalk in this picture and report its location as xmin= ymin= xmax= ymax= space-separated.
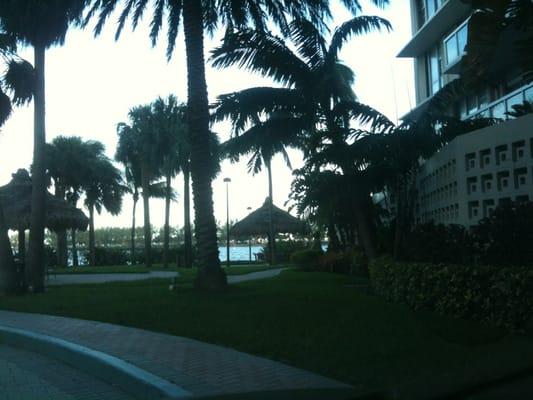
xmin=0 ymin=310 xmax=349 ymax=398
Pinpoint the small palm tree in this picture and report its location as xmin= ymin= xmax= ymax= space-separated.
xmin=82 ymin=155 xmax=125 ymax=266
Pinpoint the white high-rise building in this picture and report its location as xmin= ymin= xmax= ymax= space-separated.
xmin=398 ymin=0 xmax=533 ymax=227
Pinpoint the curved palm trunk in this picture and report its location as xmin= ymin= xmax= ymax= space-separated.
xmin=131 ymin=191 xmax=138 ymax=264
xmin=0 ymin=201 xmax=17 ymax=294
xmin=183 ymin=164 xmax=193 ymax=268
xmin=266 ymin=159 xmax=276 ymax=266
xmin=141 ymin=164 xmax=152 ymax=268
xmin=183 ymin=0 xmax=226 ymax=289
xmin=27 ymin=44 xmax=47 ymax=292
xmin=88 ymin=204 xmax=96 ymax=266
xmin=163 ymin=170 xmax=171 ymax=267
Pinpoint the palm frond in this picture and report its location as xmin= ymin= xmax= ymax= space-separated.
xmin=210 ymin=29 xmax=311 ymax=87
xmin=327 ymin=16 xmax=392 ymax=62
xmin=288 ymin=18 xmax=328 ymax=70
xmin=332 ymin=101 xmax=396 ymax=133
xmin=0 ymin=88 xmax=12 ymax=127
xmin=3 ymin=58 xmax=34 ymax=106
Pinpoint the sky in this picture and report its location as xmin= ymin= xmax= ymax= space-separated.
xmin=0 ymin=0 xmax=414 ymax=230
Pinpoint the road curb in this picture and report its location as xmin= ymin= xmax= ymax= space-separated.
xmin=0 ymin=324 xmax=192 ymax=400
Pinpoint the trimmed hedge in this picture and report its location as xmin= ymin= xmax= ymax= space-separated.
xmin=290 ymin=249 xmax=323 ymax=270
xmin=369 ymin=257 xmax=533 ymax=330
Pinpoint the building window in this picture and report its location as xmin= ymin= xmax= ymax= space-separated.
xmin=426 ymin=45 xmax=443 ymax=96
xmin=444 ymin=22 xmax=468 ymax=67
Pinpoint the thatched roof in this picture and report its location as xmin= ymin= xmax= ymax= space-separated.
xmin=0 ymin=169 xmax=89 ymax=232
xmin=230 ymin=198 xmax=309 ymax=237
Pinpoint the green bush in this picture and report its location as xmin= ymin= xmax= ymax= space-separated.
xmin=290 ymin=249 xmax=323 ymax=270
xmin=319 ymin=249 xmax=368 ymax=276
xmin=369 ymin=257 xmax=533 ymax=330
xmin=262 ymin=240 xmax=309 ymax=263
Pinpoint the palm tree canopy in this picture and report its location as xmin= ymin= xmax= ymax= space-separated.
xmin=0 ymin=0 xmax=86 ymax=48
xmin=85 ymin=0 xmax=390 ymax=59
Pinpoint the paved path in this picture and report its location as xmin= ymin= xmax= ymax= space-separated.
xmin=46 ymin=268 xmax=285 ymax=286
xmin=47 ymin=271 xmax=179 ymax=286
xmin=0 ymin=344 xmax=133 ymax=400
xmin=0 ymin=310 xmax=349 ymax=397
xmin=227 ymin=268 xmax=286 ymax=284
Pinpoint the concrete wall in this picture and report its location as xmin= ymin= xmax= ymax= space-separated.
xmin=416 ymin=114 xmax=533 ymax=227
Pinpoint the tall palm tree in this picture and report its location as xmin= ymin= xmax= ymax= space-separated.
xmin=0 ymin=0 xmax=86 ymax=292
xmin=82 ymin=154 xmax=125 ymax=266
xmin=85 ymin=0 xmax=388 ymax=289
xmin=151 ymin=95 xmax=185 ymax=267
xmin=211 ymin=16 xmax=393 ymax=260
xmin=0 ymin=31 xmax=33 ymax=294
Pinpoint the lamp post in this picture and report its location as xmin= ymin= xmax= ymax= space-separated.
xmin=224 ymin=177 xmax=231 ymax=267
xmin=247 ymin=206 xmax=252 ymax=263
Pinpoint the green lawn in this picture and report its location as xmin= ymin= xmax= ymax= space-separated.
xmin=2 ymin=270 xmax=532 ymax=396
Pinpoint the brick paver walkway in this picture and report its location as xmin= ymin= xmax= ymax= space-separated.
xmin=0 ymin=310 xmax=349 ymax=397
xmin=227 ymin=268 xmax=286 ymax=284
xmin=0 ymin=344 xmax=133 ymax=400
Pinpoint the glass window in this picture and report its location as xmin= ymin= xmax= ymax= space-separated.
xmin=445 ymin=36 xmax=458 ymax=65
xmin=427 ymin=46 xmax=442 ymax=95
xmin=478 ymin=89 xmax=489 ymax=109
xmin=491 ymin=101 xmax=506 ymax=119
xmin=507 ymin=92 xmax=525 ymax=117
xmin=457 ymin=24 xmax=468 ymax=54
xmin=467 ymin=94 xmax=478 ymax=115
xmin=426 ymin=0 xmax=436 ymax=18
xmin=525 ymin=85 xmax=533 ymax=103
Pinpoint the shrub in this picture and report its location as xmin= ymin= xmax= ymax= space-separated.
xmin=290 ymin=249 xmax=323 ymax=270
xmin=319 ymin=249 xmax=368 ymax=276
xmin=262 ymin=240 xmax=309 ymax=263
xmin=401 ymin=222 xmax=477 ymax=264
xmin=474 ymin=201 xmax=533 ymax=266
xmin=369 ymin=257 xmax=533 ymax=330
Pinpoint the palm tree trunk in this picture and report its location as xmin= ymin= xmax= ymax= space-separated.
xmin=141 ymin=163 xmax=152 ymax=268
xmin=131 ymin=191 xmax=138 ymax=264
xmin=71 ymin=229 xmax=78 ymax=267
xmin=55 ymin=186 xmax=68 ymax=268
xmin=183 ymin=0 xmax=226 ymax=289
xmin=88 ymin=204 xmax=96 ymax=266
xmin=27 ymin=44 xmax=47 ymax=292
xmin=18 ymin=229 xmax=25 ymax=264
xmin=354 ymin=196 xmax=377 ymax=261
xmin=183 ymin=164 xmax=193 ymax=268
xmin=266 ymin=159 xmax=275 ymax=266
xmin=163 ymin=170 xmax=171 ymax=267
xmin=0 ymin=201 xmax=17 ymax=294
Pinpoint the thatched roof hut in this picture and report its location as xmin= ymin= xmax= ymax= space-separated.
xmin=230 ymin=198 xmax=308 ymax=237
xmin=0 ymin=169 xmax=89 ymax=232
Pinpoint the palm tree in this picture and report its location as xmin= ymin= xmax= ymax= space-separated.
xmin=211 ymin=16 xmax=393 ymax=260
xmin=221 ymin=115 xmax=301 ymax=264
xmin=151 ymin=95 xmax=185 ymax=267
xmin=0 ymin=0 xmax=86 ymax=292
xmin=0 ymin=31 xmax=33 ymax=294
xmin=46 ymin=136 xmax=91 ymax=268
xmin=82 ymin=153 xmax=125 ymax=266
xmin=85 ymin=0 xmax=389 ymax=288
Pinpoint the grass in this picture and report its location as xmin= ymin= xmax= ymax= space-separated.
xmin=2 ymin=270 xmax=532 ymax=395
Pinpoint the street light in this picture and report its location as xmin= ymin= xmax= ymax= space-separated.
xmin=247 ymin=206 xmax=252 ymax=263
xmin=224 ymin=177 xmax=231 ymax=267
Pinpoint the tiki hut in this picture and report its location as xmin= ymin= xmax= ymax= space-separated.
xmin=0 ymin=169 xmax=89 ymax=258
xmin=230 ymin=198 xmax=308 ymax=237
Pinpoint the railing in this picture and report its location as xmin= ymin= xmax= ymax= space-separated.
xmin=469 ymin=82 xmax=533 ymax=120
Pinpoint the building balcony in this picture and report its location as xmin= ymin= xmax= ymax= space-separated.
xmin=469 ymin=82 xmax=533 ymax=120
xmin=398 ymin=0 xmax=471 ymax=58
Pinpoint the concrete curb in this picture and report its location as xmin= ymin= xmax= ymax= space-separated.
xmin=0 ymin=325 xmax=192 ymax=400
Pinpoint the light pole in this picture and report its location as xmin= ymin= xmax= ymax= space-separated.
xmin=247 ymin=206 xmax=252 ymax=263
xmin=224 ymin=177 xmax=231 ymax=267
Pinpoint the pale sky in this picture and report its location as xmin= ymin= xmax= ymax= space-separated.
xmin=0 ymin=0 xmax=413 ymax=230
